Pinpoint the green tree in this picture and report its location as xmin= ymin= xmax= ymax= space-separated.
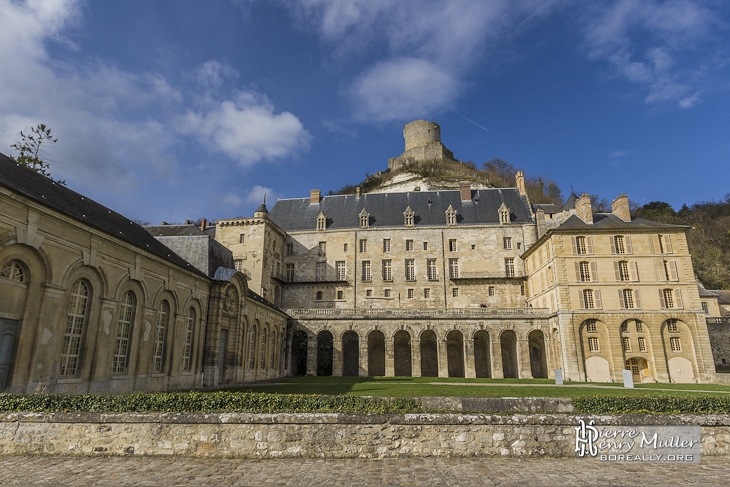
xmin=10 ymin=123 xmax=65 ymax=184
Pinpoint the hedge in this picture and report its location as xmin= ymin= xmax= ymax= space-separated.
xmin=0 ymin=392 xmax=423 ymax=414
xmin=572 ymin=395 xmax=730 ymax=414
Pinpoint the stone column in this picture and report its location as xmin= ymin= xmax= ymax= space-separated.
xmin=359 ymin=338 xmax=368 ymax=376
xmin=332 ymin=332 xmax=343 ymax=377
xmin=464 ymin=335 xmax=476 ymax=378
xmin=306 ymin=333 xmax=317 ymax=376
xmin=490 ymin=331 xmax=504 ymax=379
xmin=517 ymin=338 xmax=531 ymax=379
xmin=411 ymin=339 xmax=421 ymax=377
xmin=438 ymin=338 xmax=448 ymax=378
xmin=385 ymin=337 xmax=395 ymax=377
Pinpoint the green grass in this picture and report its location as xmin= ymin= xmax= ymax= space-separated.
xmin=224 ymin=376 xmax=730 ymax=398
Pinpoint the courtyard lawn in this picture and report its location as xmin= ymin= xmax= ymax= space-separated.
xmin=225 ymin=376 xmax=730 ymax=398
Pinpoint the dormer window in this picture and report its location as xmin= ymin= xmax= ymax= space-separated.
xmin=317 ymin=211 xmax=326 ymax=232
xmin=403 ymin=206 xmax=415 ymax=227
xmin=445 ymin=204 xmax=457 ymax=226
xmin=499 ymin=203 xmax=510 ymax=225
xmin=359 ymin=208 xmax=370 ymax=228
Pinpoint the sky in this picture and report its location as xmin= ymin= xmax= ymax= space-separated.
xmin=1 ymin=0 xmax=729 ymax=224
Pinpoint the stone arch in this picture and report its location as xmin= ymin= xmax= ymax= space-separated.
xmin=290 ymin=329 xmax=308 ymax=376
xmin=625 ymin=356 xmax=651 ymax=383
xmin=667 ymin=356 xmax=695 ymax=383
xmin=367 ymin=329 xmax=385 ymax=376
xmin=579 ymin=318 xmax=612 ymax=382
xmin=111 ymin=275 xmax=150 ymax=307
xmin=0 ymin=242 xmax=52 ymax=285
xmin=661 ymin=318 xmax=696 ymax=382
xmin=528 ymin=330 xmax=547 ymax=379
xmin=446 ymin=329 xmax=464 ymax=378
xmin=585 ymin=356 xmax=611 ymax=382
xmin=316 ymin=330 xmax=333 ymax=376
xmin=473 ymin=330 xmax=491 ymax=378
xmin=342 ymin=330 xmax=359 ymax=376
xmin=419 ymin=329 xmax=438 ymax=377
xmin=500 ymin=330 xmax=518 ymax=379
xmin=393 ymin=330 xmax=412 ymax=377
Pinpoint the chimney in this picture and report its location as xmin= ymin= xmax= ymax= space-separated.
xmin=612 ymin=195 xmax=631 ymax=222
xmin=575 ymin=193 xmax=593 ymax=224
xmin=536 ymin=209 xmax=547 ymax=239
xmin=310 ymin=189 xmax=321 ymax=204
xmin=516 ymin=171 xmax=526 ymax=196
xmin=161 ymin=221 xmax=168 ymax=225
xmin=200 ymin=218 xmax=207 ymax=231
xmin=460 ymin=181 xmax=471 ymax=201
xmin=356 ymin=186 xmax=361 ymax=198
xmin=185 ymin=219 xmax=191 ymax=225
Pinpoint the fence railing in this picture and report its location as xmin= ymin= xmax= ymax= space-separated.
xmin=707 ymin=317 xmax=730 ymax=325
xmin=286 ymin=307 xmax=549 ymax=319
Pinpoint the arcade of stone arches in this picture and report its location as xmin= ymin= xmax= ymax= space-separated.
xmin=289 ymin=324 xmax=554 ymax=379
xmin=579 ymin=317 xmax=699 ymax=383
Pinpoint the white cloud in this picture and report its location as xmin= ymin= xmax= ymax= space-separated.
xmin=608 ymin=150 xmax=632 ymax=158
xmin=582 ymin=0 xmax=715 ymax=107
xmin=349 ymin=58 xmax=459 ymax=122
xmin=181 ymin=91 xmax=312 ymax=166
xmin=221 ymin=193 xmax=243 ymax=208
xmin=679 ymin=92 xmax=701 ymax=108
xmin=245 ymin=185 xmax=274 ymax=206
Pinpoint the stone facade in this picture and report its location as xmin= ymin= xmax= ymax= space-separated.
xmin=1 ymin=412 xmax=728 ymax=458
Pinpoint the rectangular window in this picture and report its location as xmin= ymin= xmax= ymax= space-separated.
xmin=384 ymin=289 xmax=391 ymax=298
xmin=382 ymin=260 xmax=392 ymax=282
xmin=505 ymin=258 xmax=515 ymax=278
xmin=667 ymin=319 xmax=678 ymax=332
xmin=407 ymin=288 xmax=414 ymax=299
xmin=488 ymin=286 xmax=495 ymax=296
xmin=337 ymin=290 xmax=344 ymax=300
xmin=449 ymin=258 xmax=459 ymax=279
xmin=423 ymin=242 xmax=428 ymax=251
xmin=285 ymin=263 xmax=295 ymax=283
xmin=622 ymin=337 xmax=631 ymax=352
xmin=449 ymin=239 xmax=457 ymax=252
xmin=622 ymin=289 xmax=635 ymax=309
xmin=452 ymin=288 xmax=459 ymax=297
xmin=366 ymin=289 xmax=372 ymax=297
xmin=286 ymin=243 xmax=293 ymax=256
xmin=383 ymin=239 xmax=391 ymax=252
xmin=503 ymin=237 xmax=512 ymax=250
xmin=316 ymin=262 xmax=326 ymax=281
xmin=336 ymin=261 xmax=346 ymax=281
xmin=614 ymin=236 xmax=625 ymax=254
xmin=638 ymin=337 xmax=646 ymax=352
xmin=579 ymin=262 xmax=591 ymax=282
xmin=361 ymin=261 xmax=371 ymax=282
xmin=576 ymin=236 xmax=587 ymax=255
xmin=618 ymin=261 xmax=630 ymax=281
xmin=344 ymin=243 xmax=348 ymax=252
xmin=658 ymin=234 xmax=672 ymax=254
xmin=405 ymin=259 xmax=415 ymax=281
xmin=670 ymin=337 xmax=681 ymax=352
xmin=424 ymin=288 xmax=431 ymax=298
xmin=239 ymin=234 xmax=245 ymax=244
xmin=406 ymin=239 xmax=414 ymax=251
xmin=702 ymin=302 xmax=709 ymax=314
xmin=588 ymin=337 xmax=599 ymax=352
xmin=318 ymin=241 xmax=326 ymax=255
xmin=586 ymin=320 xmax=597 ymax=333
xmin=234 ymin=259 xmax=243 ymax=272
xmin=663 ymin=289 xmax=675 ymax=309
xmin=427 ymin=259 xmax=437 ymax=280
xmin=359 ymin=239 xmax=367 ymax=253
xmin=583 ymin=289 xmax=595 ymax=309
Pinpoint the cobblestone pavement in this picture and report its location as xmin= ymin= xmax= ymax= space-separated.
xmin=1 ymin=456 xmax=729 ymax=486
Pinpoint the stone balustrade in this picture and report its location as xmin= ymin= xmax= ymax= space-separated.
xmin=286 ymin=307 xmax=550 ymax=319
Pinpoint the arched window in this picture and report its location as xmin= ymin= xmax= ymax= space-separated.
xmin=0 ymin=260 xmax=24 ymax=282
xmin=60 ymin=280 xmax=89 ymax=376
xmin=270 ymin=331 xmax=276 ymax=369
xmin=113 ymin=291 xmax=136 ymax=373
xmin=249 ymin=325 xmax=257 ymax=369
xmin=183 ymin=308 xmax=196 ymax=371
xmin=260 ymin=329 xmax=268 ymax=369
xmin=152 ymin=301 xmax=169 ymax=373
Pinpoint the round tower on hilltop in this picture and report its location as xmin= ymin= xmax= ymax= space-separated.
xmin=404 ymin=120 xmax=441 ymax=152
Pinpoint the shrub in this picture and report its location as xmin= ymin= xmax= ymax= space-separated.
xmin=572 ymin=395 xmax=730 ymax=414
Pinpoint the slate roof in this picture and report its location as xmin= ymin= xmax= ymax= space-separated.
xmin=714 ymin=290 xmax=730 ymax=305
xmin=145 ymin=225 xmax=209 ymax=237
xmin=554 ymin=213 xmax=689 ymax=231
xmin=0 ymin=152 xmax=207 ymax=278
xmin=698 ymin=284 xmax=718 ymax=298
xmin=269 ymin=188 xmax=532 ymax=232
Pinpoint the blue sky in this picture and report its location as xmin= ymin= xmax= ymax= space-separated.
xmin=1 ymin=0 xmax=729 ymax=224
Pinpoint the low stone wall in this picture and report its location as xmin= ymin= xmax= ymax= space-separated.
xmin=413 ymin=396 xmax=573 ymax=413
xmin=1 ymin=412 xmax=729 ymax=459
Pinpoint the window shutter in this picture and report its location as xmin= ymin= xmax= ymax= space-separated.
xmin=656 ymin=261 xmax=666 ymax=281
xmin=668 ymin=261 xmax=678 ymax=281
xmin=609 ymin=236 xmax=616 ymax=254
xmin=590 ymin=261 xmax=598 ymax=282
xmin=574 ymin=262 xmax=581 ymax=282
xmin=571 ymin=237 xmax=577 ymax=255
xmin=613 ymin=261 xmax=621 ymax=281
xmin=594 ymin=289 xmax=602 ymax=309
xmin=586 ymin=236 xmax=594 ymax=254
xmin=618 ymin=289 xmax=625 ymax=309
xmin=674 ymin=289 xmax=683 ymax=309
xmin=625 ymin=235 xmax=633 ymax=254
xmin=578 ymin=290 xmax=585 ymax=309
xmin=629 ymin=261 xmax=639 ymax=282
xmin=663 ymin=235 xmax=673 ymax=253
xmin=634 ymin=289 xmax=642 ymax=309
xmin=659 ymin=289 xmax=666 ymax=309
xmin=650 ymin=235 xmax=657 ymax=254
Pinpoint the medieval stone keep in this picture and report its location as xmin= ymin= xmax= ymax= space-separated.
xmin=0 ymin=120 xmax=725 ymax=394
